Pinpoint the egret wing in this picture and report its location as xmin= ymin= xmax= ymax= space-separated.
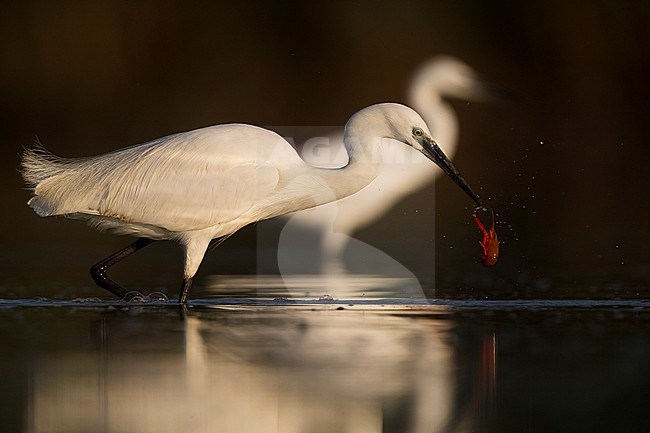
xmin=100 ymin=161 xmax=280 ymax=232
xmin=93 ymin=126 xmax=288 ymax=232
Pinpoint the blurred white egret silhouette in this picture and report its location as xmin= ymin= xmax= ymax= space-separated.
xmin=22 ymin=102 xmax=481 ymax=303
xmin=279 ymin=57 xmax=490 ymax=278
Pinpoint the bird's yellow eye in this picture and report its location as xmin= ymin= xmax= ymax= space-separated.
xmin=412 ymin=127 xmax=424 ymax=137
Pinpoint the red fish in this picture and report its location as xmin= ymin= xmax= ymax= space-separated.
xmin=472 ymin=207 xmax=499 ymax=266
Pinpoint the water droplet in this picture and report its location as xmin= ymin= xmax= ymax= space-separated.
xmin=147 ymin=292 xmax=168 ymax=302
xmin=73 ymin=297 xmax=102 ymax=303
xmin=123 ymin=291 xmax=146 ymax=303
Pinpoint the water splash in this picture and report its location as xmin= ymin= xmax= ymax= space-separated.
xmin=122 ymin=291 xmax=169 ymax=303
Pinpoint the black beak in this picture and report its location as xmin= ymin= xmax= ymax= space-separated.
xmin=421 ymin=136 xmax=482 ymax=206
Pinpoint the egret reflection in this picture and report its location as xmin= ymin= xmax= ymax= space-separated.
xmin=26 ymin=309 xmax=460 ymax=433
xmin=16 ymin=304 xmax=649 ymax=433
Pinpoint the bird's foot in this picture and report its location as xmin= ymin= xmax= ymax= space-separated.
xmin=178 ymin=278 xmax=193 ymax=304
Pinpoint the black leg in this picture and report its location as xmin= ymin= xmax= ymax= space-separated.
xmin=178 ymin=277 xmax=192 ymax=304
xmin=90 ymin=238 xmax=155 ymax=298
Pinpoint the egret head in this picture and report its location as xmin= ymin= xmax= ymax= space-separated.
xmin=346 ymin=103 xmax=482 ymax=206
xmin=409 ymin=55 xmax=506 ymax=104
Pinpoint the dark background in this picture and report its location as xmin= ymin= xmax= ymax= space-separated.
xmin=1 ymin=1 xmax=648 ymax=299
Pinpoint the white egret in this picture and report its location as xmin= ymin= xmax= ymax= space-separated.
xmin=287 ymin=57 xmax=491 ymax=273
xmin=21 ymin=103 xmax=481 ymax=303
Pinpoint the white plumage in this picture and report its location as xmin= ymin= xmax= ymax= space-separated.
xmin=286 ymin=57 xmax=490 ymax=272
xmin=22 ymin=102 xmax=481 ymax=303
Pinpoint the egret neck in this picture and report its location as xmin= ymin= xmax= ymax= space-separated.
xmin=312 ymin=132 xmax=384 ymax=203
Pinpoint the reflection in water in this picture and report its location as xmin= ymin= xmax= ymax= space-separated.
xmin=474 ymin=332 xmax=497 ymax=428
xmin=3 ymin=302 xmax=646 ymax=433
xmin=24 ymin=307 xmax=455 ymax=433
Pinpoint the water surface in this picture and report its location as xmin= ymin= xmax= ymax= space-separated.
xmin=1 ymin=294 xmax=648 ymax=433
